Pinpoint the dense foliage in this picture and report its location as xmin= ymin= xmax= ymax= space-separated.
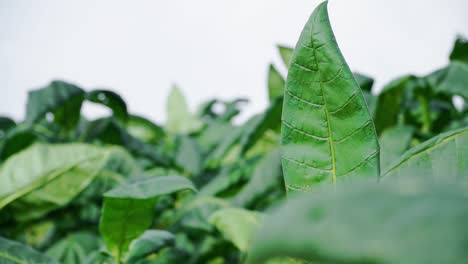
xmin=1 ymin=1 xmax=467 ymax=263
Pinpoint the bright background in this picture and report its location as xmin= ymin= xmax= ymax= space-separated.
xmin=1 ymin=0 xmax=468 ymax=123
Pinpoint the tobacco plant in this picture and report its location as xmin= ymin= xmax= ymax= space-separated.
xmin=0 ymin=1 xmax=467 ymax=263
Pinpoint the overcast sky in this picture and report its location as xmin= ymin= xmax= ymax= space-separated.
xmin=1 ymin=0 xmax=468 ymax=123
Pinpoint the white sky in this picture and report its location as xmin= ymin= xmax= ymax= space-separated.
xmin=1 ymin=0 xmax=467 ymax=123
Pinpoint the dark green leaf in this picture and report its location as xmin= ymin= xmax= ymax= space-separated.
xmin=26 ymin=80 xmax=85 ymax=129
xmin=353 ymin=72 xmax=374 ymax=92
xmin=86 ymin=89 xmax=128 ymax=123
xmin=0 ymin=236 xmax=59 ymax=264
xmin=0 ymin=126 xmax=42 ymax=162
xmin=382 ymin=126 xmax=468 ymax=179
xmin=374 ymin=76 xmax=413 ymax=134
xmin=99 ymin=176 xmax=196 ymax=262
xmin=449 ymin=35 xmax=468 ymax=63
xmin=247 ymin=180 xmax=468 ymax=264
xmin=0 ymin=117 xmax=15 ymax=138
xmin=281 ymin=1 xmax=379 ymax=193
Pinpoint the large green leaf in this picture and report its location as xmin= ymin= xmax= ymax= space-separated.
xmin=99 ymin=176 xmax=196 ymax=263
xmin=281 ymin=1 xmax=379 ymax=192
xmin=26 ymin=80 xmax=85 ymax=129
xmin=379 ymin=125 xmax=414 ymax=172
xmin=246 ymin=180 xmax=468 ymax=264
xmin=86 ymin=89 xmax=128 ymax=123
xmin=0 ymin=236 xmax=59 ymax=264
xmin=382 ymin=126 xmax=468 ymax=178
xmin=126 ymin=230 xmax=175 ymax=264
xmin=209 ymin=208 xmax=263 ymax=252
xmin=268 ymin=64 xmax=285 ymax=101
xmin=166 ymin=85 xmax=203 ymax=134
xmin=45 ymin=231 xmax=102 ymax=264
xmin=0 ymin=143 xmax=137 ymax=221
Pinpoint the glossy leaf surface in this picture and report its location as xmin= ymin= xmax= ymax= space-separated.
xmin=281 ymin=1 xmax=379 ymax=192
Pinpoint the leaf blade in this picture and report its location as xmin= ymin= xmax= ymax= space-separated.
xmin=281 ymin=1 xmax=379 ymax=192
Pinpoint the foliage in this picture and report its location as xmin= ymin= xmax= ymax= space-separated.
xmin=0 ymin=1 xmax=467 ymax=263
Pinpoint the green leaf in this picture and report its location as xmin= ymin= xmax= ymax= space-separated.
xmin=0 ymin=126 xmax=42 ymax=162
xmin=126 ymin=230 xmax=175 ymax=264
xmin=166 ymin=85 xmax=203 ymax=134
xmin=240 ymin=96 xmax=283 ymax=155
xmin=99 ymin=176 xmax=196 ymax=263
xmin=126 ymin=115 xmax=165 ymax=144
xmin=281 ymin=1 xmax=379 ymax=192
xmin=449 ymin=35 xmax=468 ymax=63
xmin=209 ymin=208 xmax=263 ymax=252
xmin=26 ymin=80 xmax=85 ymax=129
xmin=433 ymin=62 xmax=468 ymax=100
xmin=46 ymin=231 xmax=102 ymax=264
xmin=374 ymin=76 xmax=413 ymax=134
xmin=379 ymin=125 xmax=414 ymax=171
xmin=353 ymin=72 xmax=374 ymax=92
xmin=382 ymin=126 xmax=468 ymax=179
xmin=277 ymin=45 xmax=294 ymax=67
xmin=80 ymin=117 xmax=170 ymax=167
xmin=0 ymin=117 xmax=15 ymax=137
xmin=175 ymin=136 xmax=202 ymax=176
xmin=268 ymin=64 xmax=285 ymax=101
xmin=0 ymin=236 xmax=59 ymax=264
xmin=86 ymin=89 xmax=128 ymax=123
xmin=0 ymin=143 xmax=137 ymax=221
xmin=246 ymin=180 xmax=468 ymax=264
xmin=233 ymin=150 xmax=283 ymax=208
